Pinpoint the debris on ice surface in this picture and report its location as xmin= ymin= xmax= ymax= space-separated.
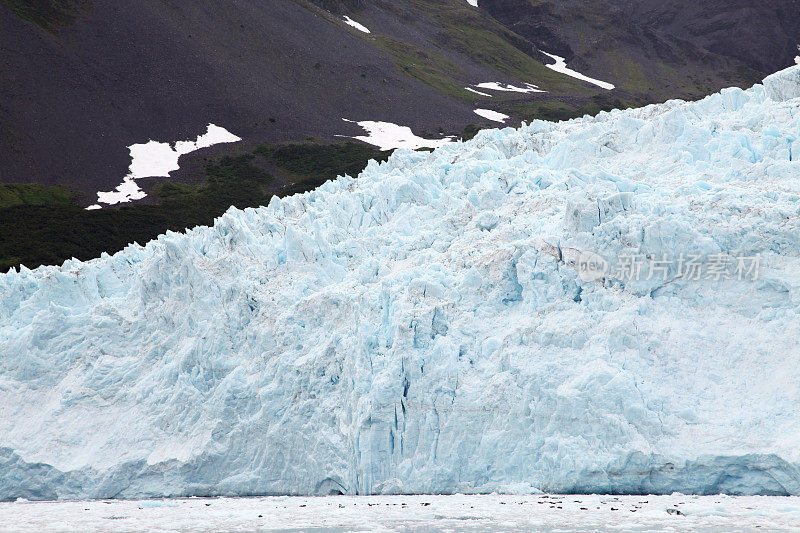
xmin=1 ymin=66 xmax=800 ymax=501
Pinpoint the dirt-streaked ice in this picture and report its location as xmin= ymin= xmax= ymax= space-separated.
xmin=1 ymin=66 xmax=799 ymax=501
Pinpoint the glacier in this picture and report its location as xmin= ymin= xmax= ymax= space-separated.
xmin=1 ymin=65 xmax=799 ymax=501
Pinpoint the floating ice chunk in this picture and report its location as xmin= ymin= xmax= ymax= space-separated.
xmin=474 ymin=108 xmax=509 ymax=122
xmin=343 ymin=16 xmax=370 ymax=34
xmin=540 ymin=51 xmax=615 ymax=90
xmin=466 ymin=0 xmax=478 ymax=6
xmin=3 ymin=495 xmax=800 ymax=531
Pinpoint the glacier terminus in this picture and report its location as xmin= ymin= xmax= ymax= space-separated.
xmin=1 ymin=65 xmax=799 ymax=501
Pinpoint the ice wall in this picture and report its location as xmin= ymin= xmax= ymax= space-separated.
xmin=1 ymin=66 xmax=799 ymax=500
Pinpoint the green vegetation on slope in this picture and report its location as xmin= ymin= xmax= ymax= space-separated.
xmin=511 ymin=94 xmax=632 ymax=122
xmin=373 ymin=36 xmax=475 ymax=101
xmin=404 ymin=0 xmax=591 ymax=96
xmin=0 ymin=184 xmax=78 ymax=209
xmin=347 ymin=0 xmax=595 ymax=105
xmin=0 ymin=142 xmax=390 ymax=272
xmin=257 ymin=141 xmax=392 ymax=195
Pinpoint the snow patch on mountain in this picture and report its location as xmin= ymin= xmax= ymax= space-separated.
xmin=540 ymin=51 xmax=615 ymax=90
xmin=343 ymin=16 xmax=370 ymax=34
xmin=1 ymin=66 xmax=799 ymax=501
xmin=88 ymin=124 xmax=240 ymax=209
xmin=474 ymin=108 xmax=509 ymax=122
xmin=466 ymin=87 xmax=492 ymax=97
xmin=475 ymin=82 xmax=544 ymax=94
xmin=338 ymin=119 xmax=454 ymax=150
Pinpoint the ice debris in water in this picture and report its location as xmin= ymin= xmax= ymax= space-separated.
xmin=1 ymin=65 xmax=800 ymax=500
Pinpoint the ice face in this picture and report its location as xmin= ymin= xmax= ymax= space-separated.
xmin=1 ymin=66 xmax=799 ymax=501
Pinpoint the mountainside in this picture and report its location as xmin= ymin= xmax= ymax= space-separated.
xmin=483 ymin=0 xmax=800 ymax=102
xmin=0 ymin=0 xmax=580 ymax=198
xmin=2 ymin=0 xmax=797 ymax=201
xmin=1 ymin=65 xmax=798 ymax=500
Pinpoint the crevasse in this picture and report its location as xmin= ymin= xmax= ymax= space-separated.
xmin=1 ymin=66 xmax=799 ymax=501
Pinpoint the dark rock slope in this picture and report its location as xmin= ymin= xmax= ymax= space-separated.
xmin=481 ymin=0 xmax=799 ymax=102
xmin=0 ymin=0 xmax=479 ymax=195
xmin=1 ymin=0 xmax=797 ymax=197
